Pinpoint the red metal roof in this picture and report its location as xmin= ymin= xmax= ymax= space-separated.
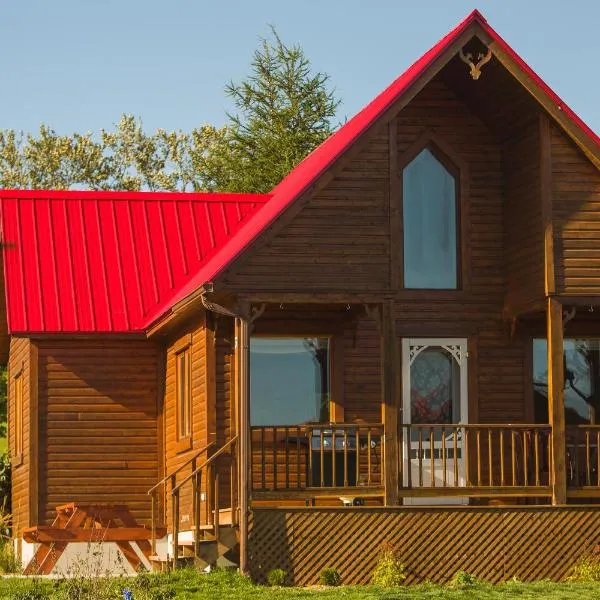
xmin=2 ymin=10 xmax=598 ymax=334
xmin=0 ymin=190 xmax=269 ymax=333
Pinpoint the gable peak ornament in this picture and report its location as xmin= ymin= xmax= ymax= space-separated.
xmin=459 ymin=47 xmax=492 ymax=80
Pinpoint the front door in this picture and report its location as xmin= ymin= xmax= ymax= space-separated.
xmin=401 ymin=338 xmax=469 ymax=505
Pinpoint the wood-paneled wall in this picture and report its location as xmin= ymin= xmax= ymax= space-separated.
xmin=9 ymin=337 xmax=32 ymax=537
xmin=37 ymin=338 xmax=159 ymax=526
xmin=551 ymin=123 xmax=600 ymax=294
xmin=164 ymin=313 xmax=209 ymax=528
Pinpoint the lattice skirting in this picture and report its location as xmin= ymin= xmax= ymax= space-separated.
xmin=248 ymin=505 xmax=600 ymax=585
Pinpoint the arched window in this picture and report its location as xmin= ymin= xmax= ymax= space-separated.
xmin=402 ymin=147 xmax=459 ymax=289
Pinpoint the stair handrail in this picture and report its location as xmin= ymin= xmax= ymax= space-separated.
xmin=172 ymin=435 xmax=239 ymax=495
xmin=147 ymin=440 xmax=215 ymax=495
xmin=171 ymin=435 xmax=239 ymax=568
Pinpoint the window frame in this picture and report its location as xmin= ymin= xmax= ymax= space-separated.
xmin=175 ymin=343 xmax=192 ymax=452
xmin=12 ymin=369 xmax=23 ymax=468
xmin=397 ymin=130 xmax=469 ymax=296
xmin=249 ymin=334 xmax=335 ymax=427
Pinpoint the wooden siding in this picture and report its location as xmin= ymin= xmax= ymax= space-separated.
xmin=551 ymin=123 xmax=600 ymax=294
xmin=504 ymin=119 xmax=544 ymax=314
xmin=164 ymin=313 xmax=209 ymax=529
xmin=37 ymin=338 xmax=159 ymax=526
xmin=9 ymin=337 xmax=31 ymax=537
xmin=249 ymin=506 xmax=600 ymax=584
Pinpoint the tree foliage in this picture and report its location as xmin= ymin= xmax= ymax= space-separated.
xmin=0 ymin=29 xmax=339 ymax=194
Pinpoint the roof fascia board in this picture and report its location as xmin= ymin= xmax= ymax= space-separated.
xmin=210 ymin=22 xmax=485 ymax=291
xmin=490 ymin=42 xmax=600 ymax=169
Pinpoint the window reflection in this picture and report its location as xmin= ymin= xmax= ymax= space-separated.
xmin=250 ymin=337 xmax=330 ymax=426
xmin=533 ymin=339 xmax=600 ymax=424
xmin=403 ymin=148 xmax=458 ymax=289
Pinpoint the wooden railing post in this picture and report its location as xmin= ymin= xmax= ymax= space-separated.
xmin=380 ymin=301 xmax=399 ymax=505
xmin=547 ymin=297 xmax=567 ymax=504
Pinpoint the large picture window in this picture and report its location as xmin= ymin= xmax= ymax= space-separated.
xmin=402 ymin=147 xmax=458 ymax=289
xmin=533 ymin=339 xmax=600 ymax=424
xmin=250 ymin=337 xmax=330 ymax=426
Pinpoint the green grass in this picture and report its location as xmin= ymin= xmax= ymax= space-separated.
xmin=1 ymin=570 xmax=600 ymax=600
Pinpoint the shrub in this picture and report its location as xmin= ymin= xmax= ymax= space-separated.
xmin=371 ymin=544 xmax=406 ymax=587
xmin=0 ymin=539 xmax=20 ymax=574
xmin=567 ymin=552 xmax=600 ymax=582
xmin=450 ymin=570 xmax=479 ymax=586
xmin=319 ymin=567 xmax=341 ymax=586
xmin=266 ymin=568 xmax=287 ymax=587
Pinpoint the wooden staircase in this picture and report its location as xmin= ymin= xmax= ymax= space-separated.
xmin=148 ymin=437 xmax=240 ymax=571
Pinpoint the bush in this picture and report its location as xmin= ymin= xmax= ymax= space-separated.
xmin=371 ymin=544 xmax=406 ymax=587
xmin=567 ymin=552 xmax=600 ymax=582
xmin=0 ymin=539 xmax=20 ymax=574
xmin=450 ymin=570 xmax=479 ymax=586
xmin=266 ymin=568 xmax=287 ymax=587
xmin=319 ymin=567 xmax=341 ymax=586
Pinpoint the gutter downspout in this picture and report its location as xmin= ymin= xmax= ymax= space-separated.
xmin=200 ymin=292 xmax=251 ymax=576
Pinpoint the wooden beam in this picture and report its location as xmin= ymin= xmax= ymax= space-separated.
xmin=380 ymin=301 xmax=399 ymax=505
xmin=237 ymin=307 xmax=251 ymax=574
xmin=206 ymin=311 xmax=217 ymax=443
xmin=540 ymin=113 xmax=555 ymax=295
xmin=547 ymin=297 xmax=566 ymax=504
xmin=28 ymin=342 xmax=38 ymax=527
xmin=331 ymin=334 xmax=345 ymax=423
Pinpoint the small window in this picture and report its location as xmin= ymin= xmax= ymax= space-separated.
xmin=14 ymin=372 xmax=23 ymax=464
xmin=176 ymin=348 xmax=191 ymax=440
xmin=250 ymin=337 xmax=330 ymax=426
xmin=402 ymin=148 xmax=458 ymax=289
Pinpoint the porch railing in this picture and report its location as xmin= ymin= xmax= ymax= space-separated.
xmin=566 ymin=425 xmax=600 ymax=491
xmin=399 ymin=424 xmax=552 ymax=496
xmin=250 ymin=423 xmax=384 ymax=493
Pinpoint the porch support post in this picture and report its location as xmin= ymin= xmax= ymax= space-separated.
xmin=237 ymin=309 xmax=251 ymax=574
xmin=547 ymin=297 xmax=566 ymax=505
xmin=380 ymin=300 xmax=399 ymax=505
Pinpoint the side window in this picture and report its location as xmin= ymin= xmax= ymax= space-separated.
xmin=13 ymin=372 xmax=23 ymax=466
xmin=176 ymin=348 xmax=191 ymax=440
xmin=402 ymin=147 xmax=459 ymax=289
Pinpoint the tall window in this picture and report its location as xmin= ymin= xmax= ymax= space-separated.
xmin=533 ymin=339 xmax=600 ymax=424
xmin=250 ymin=337 xmax=330 ymax=426
xmin=14 ymin=372 xmax=23 ymax=464
xmin=176 ymin=348 xmax=191 ymax=440
xmin=403 ymin=148 xmax=458 ymax=289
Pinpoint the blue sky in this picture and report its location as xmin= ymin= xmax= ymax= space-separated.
xmin=0 ymin=0 xmax=598 ymax=135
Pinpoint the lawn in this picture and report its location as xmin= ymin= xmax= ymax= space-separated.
xmin=1 ymin=570 xmax=600 ymax=600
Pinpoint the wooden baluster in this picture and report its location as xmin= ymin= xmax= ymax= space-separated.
xmin=500 ymin=430 xmax=505 ymax=487
xmin=285 ymin=427 xmax=289 ymax=489
xmin=406 ymin=426 xmax=412 ymax=489
xmin=308 ymin=428 xmax=313 ymax=488
xmin=273 ymin=427 xmax=278 ymax=490
xmin=464 ymin=428 xmax=470 ymax=487
xmin=488 ymin=428 xmax=493 ymax=487
xmin=511 ymin=430 xmax=516 ymax=486
xmin=574 ymin=429 xmax=580 ymax=487
xmin=206 ymin=464 xmax=212 ymax=526
xmin=586 ymin=429 xmax=591 ymax=486
xmin=534 ymin=430 xmax=540 ymax=487
xmin=191 ymin=458 xmax=197 ymax=532
xmin=214 ymin=468 xmax=220 ymax=542
xmin=230 ymin=456 xmax=236 ymax=526
xmin=418 ymin=427 xmax=423 ymax=487
xmin=367 ymin=429 xmax=372 ymax=486
xmin=332 ymin=429 xmax=337 ymax=487
xmin=320 ymin=430 xmax=325 ymax=487
xmin=172 ymin=491 xmax=179 ymax=569
xmin=194 ymin=471 xmax=201 ymax=557
xmin=344 ymin=429 xmax=349 ymax=487
xmin=453 ymin=428 xmax=458 ymax=487
xmin=476 ymin=428 xmax=482 ymax=487
xmin=150 ymin=492 xmax=156 ymax=555
xmin=261 ymin=428 xmax=266 ymax=490
xmin=548 ymin=429 xmax=553 ymax=487
xmin=523 ymin=430 xmax=529 ymax=487
xmin=441 ymin=426 xmax=447 ymax=487
xmin=429 ymin=427 xmax=435 ymax=488
xmin=297 ymin=426 xmax=301 ymax=489
xmin=356 ymin=427 xmax=361 ymax=487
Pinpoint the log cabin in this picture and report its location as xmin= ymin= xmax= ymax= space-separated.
xmin=1 ymin=8 xmax=600 ymax=583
